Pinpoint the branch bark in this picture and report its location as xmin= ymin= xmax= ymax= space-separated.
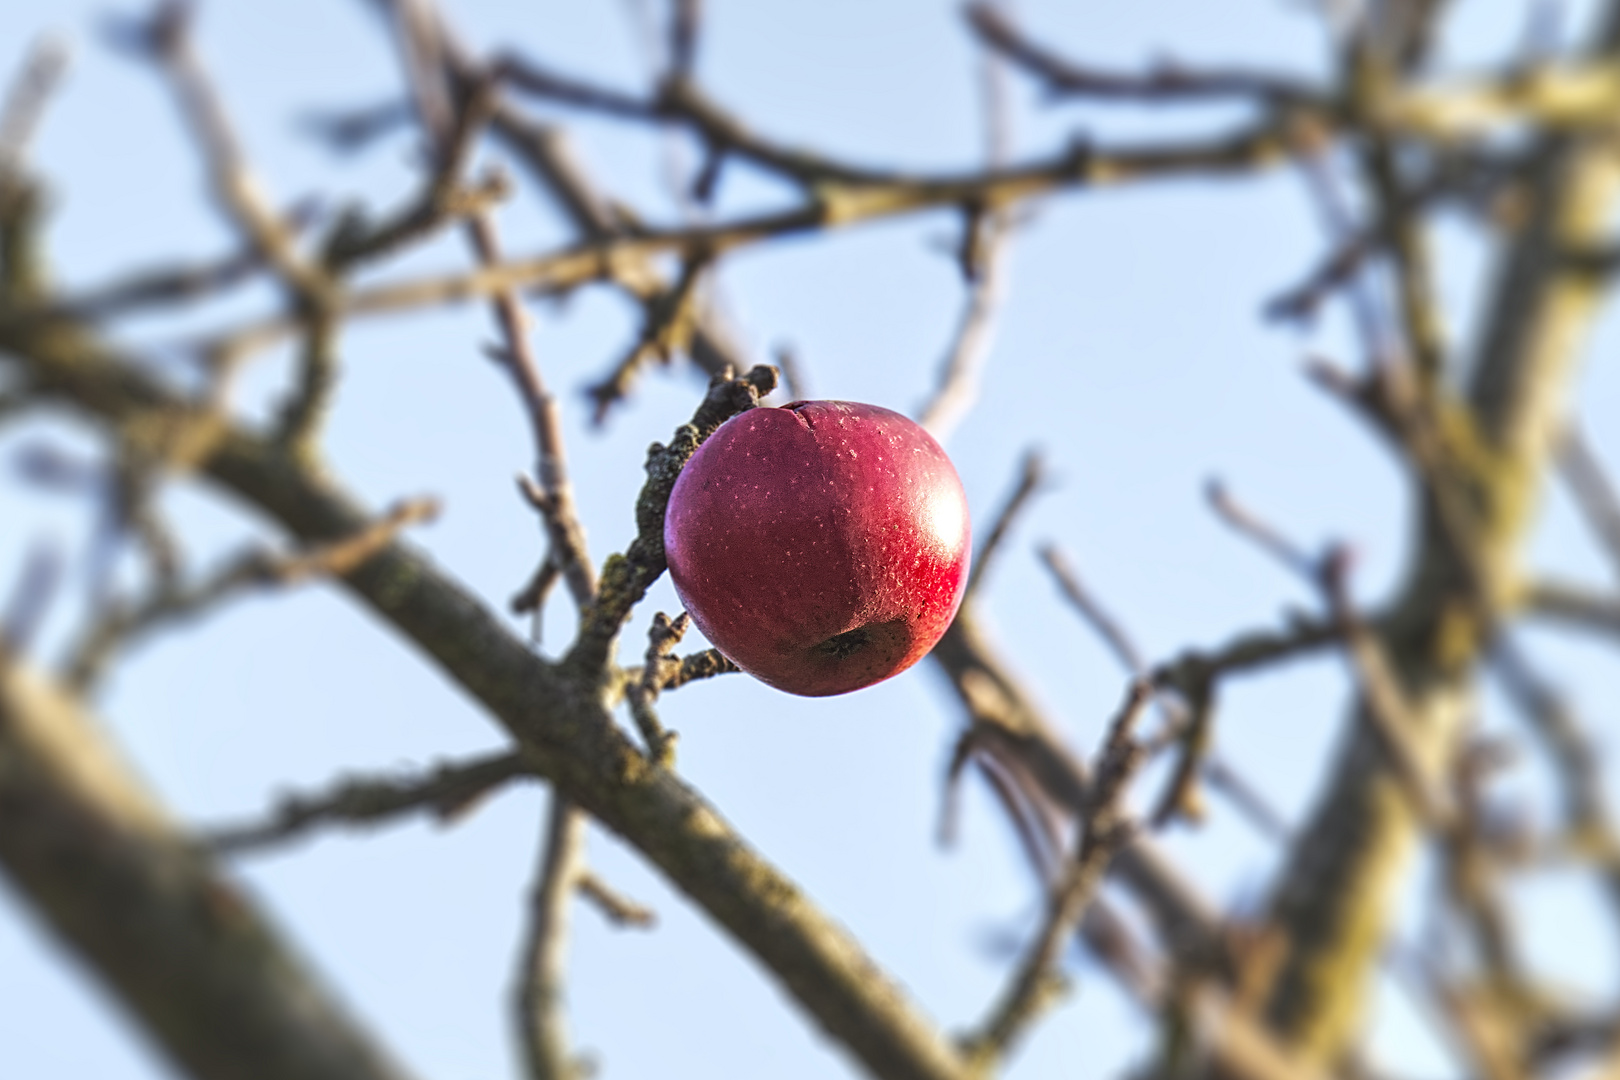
xmin=1260 ymin=5 xmax=1620 ymax=1062
xmin=0 ymin=660 xmax=418 ymax=1080
xmin=0 ymin=316 xmax=974 ymax=1080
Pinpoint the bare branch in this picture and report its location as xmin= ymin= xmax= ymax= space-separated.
xmin=577 ymin=871 xmax=657 ymax=929
xmin=126 ymin=2 xmax=326 ymax=301
xmin=1039 ymin=542 xmax=1295 ymax=834
xmin=586 ymin=250 xmax=713 ymax=425
xmin=1523 ymin=577 xmax=1620 ymax=638
xmin=963 ymin=680 xmax=1150 ymax=1065
xmin=965 ymin=2 xmax=1322 ymax=107
xmin=203 ymin=751 xmax=530 ymax=855
xmin=964 ymin=449 xmax=1045 ymax=602
xmin=515 ymin=796 xmax=590 ymax=1080
xmin=1492 ymin=639 xmax=1620 ymax=924
xmin=0 ymin=36 xmax=70 ymax=177
xmin=63 ymin=497 xmax=440 ymax=691
xmin=0 ymin=660 xmax=419 ymax=1080
xmin=0 ymin=540 xmax=62 ymax=659
xmin=626 ymin=611 xmax=687 ymax=765
xmin=1324 ymin=548 xmax=1457 ymax=829
xmin=566 ymin=363 xmax=777 ymax=674
xmin=657 ymin=646 xmax=739 ymax=690
xmin=1206 ymin=477 xmax=1322 ymax=585
xmin=930 ymin=610 xmax=1232 ymax=976
xmin=1558 ymin=424 xmax=1620 ymax=582
xmin=667 ymin=0 xmax=702 ymax=82
xmin=57 ymin=244 xmax=269 ymax=322
xmin=1037 ymin=543 xmax=1145 ymax=673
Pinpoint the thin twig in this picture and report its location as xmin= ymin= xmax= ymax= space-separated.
xmin=1558 ymin=425 xmax=1620 ymax=582
xmin=1492 ymin=638 xmax=1620 ymax=926
xmin=918 ymin=18 xmax=1017 ymax=445
xmin=1037 ymin=543 xmax=1145 ymax=672
xmin=1287 ymin=114 xmax=1399 ymax=369
xmin=1039 ymin=542 xmax=1293 ymax=834
xmin=0 ymin=540 xmax=62 ymax=659
xmin=0 ymin=36 xmax=70 ymax=177
xmin=1523 ymin=577 xmax=1620 ymax=638
xmin=965 ymin=449 xmax=1045 ymax=602
xmin=64 ymin=497 xmax=440 ymax=691
xmin=965 ymin=2 xmax=1323 ymax=107
xmin=586 ymin=250 xmax=712 ymax=424
xmin=1206 ymin=477 xmax=1322 ymax=584
xmin=57 ymin=245 xmax=268 ymax=322
xmin=129 ymin=2 xmax=326 ymax=300
xmin=657 ymin=645 xmax=738 ymax=692
xmin=203 ymin=750 xmax=530 ymax=854
xmin=964 ymin=680 xmax=1151 ymax=1065
xmin=626 ymin=611 xmax=687 ymax=765
xmin=576 ymin=872 xmax=656 ymax=928
xmin=515 ymin=794 xmax=590 ymax=1080
xmin=667 ymin=0 xmax=702 ymax=82
xmin=388 ymin=1 xmax=599 ymax=612
xmin=566 ymin=363 xmax=777 ymax=674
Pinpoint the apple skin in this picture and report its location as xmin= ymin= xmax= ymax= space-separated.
xmin=663 ymin=399 xmax=971 ymax=697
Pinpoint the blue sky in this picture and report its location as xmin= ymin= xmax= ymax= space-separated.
xmin=3 ymin=1 xmax=1619 ymax=1078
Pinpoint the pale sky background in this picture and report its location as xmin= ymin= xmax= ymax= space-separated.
xmin=2 ymin=1 xmax=1620 ymax=1078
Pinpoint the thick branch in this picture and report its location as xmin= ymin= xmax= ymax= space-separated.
xmin=1260 ymin=5 xmax=1620 ymax=1061
xmin=0 ymin=661 xmax=417 ymax=1080
xmin=3 ymin=322 xmax=970 ymax=1080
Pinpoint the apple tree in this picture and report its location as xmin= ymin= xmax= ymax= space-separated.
xmin=4 ymin=2 xmax=1620 ymax=1080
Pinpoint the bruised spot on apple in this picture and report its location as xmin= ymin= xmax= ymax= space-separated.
xmin=663 ymin=399 xmax=971 ymax=697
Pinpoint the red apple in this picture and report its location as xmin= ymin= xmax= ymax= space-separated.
xmin=664 ymin=400 xmax=971 ymax=697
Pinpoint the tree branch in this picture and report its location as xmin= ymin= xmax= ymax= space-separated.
xmin=0 ymin=660 xmax=418 ymax=1080
xmin=203 ymin=750 xmax=529 ymax=855
xmin=2 ymin=320 xmax=970 ymax=1080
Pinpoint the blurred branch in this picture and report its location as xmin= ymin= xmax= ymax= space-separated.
xmin=0 ymin=660 xmax=418 ymax=1080
xmin=965 ymin=2 xmax=1323 ymax=108
xmin=57 ymin=244 xmax=270 ymax=322
xmin=1319 ymin=548 xmax=1456 ymax=830
xmin=1259 ymin=0 xmax=1620 ymax=1040
xmin=964 ymin=681 xmax=1150 ymax=1066
xmin=931 ymin=609 xmax=1231 ymax=974
xmin=1523 ymin=577 xmax=1620 ymax=637
xmin=3 ymin=316 xmax=972 ymax=1080
xmin=964 ymin=448 xmax=1045 ymax=602
xmin=70 ymin=116 xmax=1293 ymax=374
xmin=1558 ymin=425 xmax=1620 ymax=581
xmin=576 ymin=871 xmax=656 ymax=929
xmin=1037 ymin=543 xmax=1145 ymax=673
xmin=515 ymin=794 xmax=590 ymax=1080
xmin=1038 ymin=542 xmax=1297 ymax=834
xmin=586 ymin=250 xmax=712 ymax=425
xmin=204 ymin=750 xmax=530 ymax=855
xmin=0 ymin=540 xmax=62 ymax=659
xmin=1354 ymin=58 xmax=1449 ymax=386
xmin=919 ymin=23 xmax=1016 ymax=446
xmin=0 ymin=36 xmax=70 ymax=177
xmin=125 ymin=2 xmax=326 ymax=301
xmin=667 ymin=0 xmax=702 ymax=82
xmin=1492 ymin=640 xmax=1620 ymax=922
xmin=1206 ymin=477 xmax=1322 ymax=585
xmin=64 ymin=497 xmax=440 ymax=691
